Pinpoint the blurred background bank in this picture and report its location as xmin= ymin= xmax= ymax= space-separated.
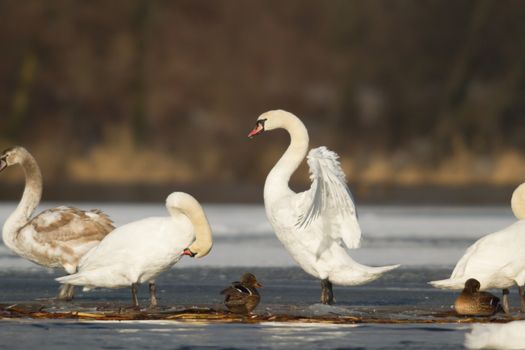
xmin=1 ymin=0 xmax=524 ymax=204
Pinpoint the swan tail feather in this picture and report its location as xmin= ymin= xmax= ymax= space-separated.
xmin=365 ymin=264 xmax=401 ymax=276
xmin=429 ymin=278 xmax=465 ymax=290
xmin=56 ymin=272 xmax=91 ymax=286
xmin=329 ymin=263 xmax=400 ymax=286
xmin=56 ymin=268 xmax=122 ymax=289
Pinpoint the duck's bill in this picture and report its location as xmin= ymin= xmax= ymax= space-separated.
xmin=247 ymin=124 xmax=264 ymax=138
xmin=255 ymin=281 xmax=263 ymax=288
xmin=0 ymin=159 xmax=7 ymax=172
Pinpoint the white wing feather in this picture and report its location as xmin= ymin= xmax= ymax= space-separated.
xmin=296 ymin=146 xmax=361 ymax=248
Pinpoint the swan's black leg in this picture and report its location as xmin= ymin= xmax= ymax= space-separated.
xmin=66 ymin=284 xmax=75 ymax=300
xmin=131 ymin=283 xmax=139 ymax=308
xmin=149 ymin=281 xmax=158 ymax=307
xmin=321 ymin=279 xmax=334 ymax=305
xmin=518 ymin=285 xmax=525 ymax=313
xmin=57 ymin=284 xmax=75 ymax=301
xmin=502 ymin=288 xmax=510 ymax=314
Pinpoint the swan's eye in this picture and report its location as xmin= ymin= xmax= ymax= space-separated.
xmin=257 ymin=118 xmax=267 ymax=128
xmin=0 ymin=150 xmax=13 ymax=162
xmin=248 ymin=119 xmax=267 ymax=138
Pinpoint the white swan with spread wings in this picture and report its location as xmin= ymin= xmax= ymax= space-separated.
xmin=248 ymin=110 xmax=399 ymax=304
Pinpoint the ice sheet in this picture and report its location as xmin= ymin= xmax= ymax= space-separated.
xmin=0 ymin=203 xmax=516 ymax=271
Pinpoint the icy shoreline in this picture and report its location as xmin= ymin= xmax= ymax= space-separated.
xmin=0 ymin=203 xmax=515 ymax=271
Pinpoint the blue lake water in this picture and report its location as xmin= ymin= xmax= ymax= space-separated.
xmin=0 ymin=203 xmax=520 ymax=349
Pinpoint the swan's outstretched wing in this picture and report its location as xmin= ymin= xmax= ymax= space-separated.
xmin=296 ymin=146 xmax=361 ymax=248
xmin=27 ymin=206 xmax=114 ymax=244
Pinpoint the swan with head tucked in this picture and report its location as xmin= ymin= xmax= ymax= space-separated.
xmin=248 ymin=110 xmax=400 ymax=304
xmin=430 ymin=183 xmax=525 ymax=313
xmin=0 ymin=146 xmax=114 ymax=300
xmin=56 ymin=192 xmax=213 ymax=308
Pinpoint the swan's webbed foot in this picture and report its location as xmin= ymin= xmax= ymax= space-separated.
xmin=320 ymin=279 xmax=334 ymax=305
xmin=518 ymin=285 xmax=525 ymax=313
xmin=148 ymin=282 xmax=158 ymax=308
xmin=131 ymin=283 xmax=140 ymax=308
xmin=502 ymin=288 xmax=510 ymax=314
xmin=57 ymin=284 xmax=75 ymax=301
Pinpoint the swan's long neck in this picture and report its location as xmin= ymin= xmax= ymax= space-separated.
xmin=264 ymin=114 xmax=309 ymax=205
xmin=167 ymin=194 xmax=213 ymax=258
xmin=187 ymin=209 xmax=213 ymax=257
xmin=2 ymin=152 xmax=42 ymax=253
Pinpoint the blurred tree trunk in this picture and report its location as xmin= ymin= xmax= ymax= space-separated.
xmin=434 ymin=0 xmax=492 ymax=153
xmin=5 ymin=52 xmax=38 ymax=140
xmin=131 ymin=0 xmax=151 ymax=145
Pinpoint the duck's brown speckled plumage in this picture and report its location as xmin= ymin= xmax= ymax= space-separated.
xmin=454 ymin=278 xmax=501 ymax=316
xmin=221 ymin=273 xmax=262 ymax=314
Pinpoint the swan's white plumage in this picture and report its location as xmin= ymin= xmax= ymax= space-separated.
xmin=430 ymin=183 xmax=525 ymax=291
xmin=56 ymin=192 xmax=212 ymax=291
xmin=57 ymin=216 xmax=192 ymax=290
xmin=430 ymin=220 xmax=525 ymax=290
xmin=465 ymin=320 xmax=525 ymax=349
xmin=297 ymin=146 xmax=360 ymax=249
xmin=255 ymin=110 xmax=399 ymax=286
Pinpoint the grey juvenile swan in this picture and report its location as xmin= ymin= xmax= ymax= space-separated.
xmin=0 ymin=146 xmax=114 ymax=300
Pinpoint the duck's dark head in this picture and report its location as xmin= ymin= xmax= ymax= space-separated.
xmin=464 ymin=278 xmax=481 ymax=293
xmin=240 ymin=273 xmax=262 ymax=288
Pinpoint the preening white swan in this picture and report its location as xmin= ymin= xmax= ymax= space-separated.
xmin=430 ymin=183 xmax=525 ymax=313
xmin=465 ymin=320 xmax=525 ymax=349
xmin=0 ymin=146 xmax=114 ymax=300
xmin=248 ymin=110 xmax=400 ymax=304
xmin=56 ymin=192 xmax=213 ymax=307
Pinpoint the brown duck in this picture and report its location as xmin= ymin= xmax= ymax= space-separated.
xmin=454 ymin=278 xmax=501 ymax=316
xmin=221 ymin=273 xmax=262 ymax=314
